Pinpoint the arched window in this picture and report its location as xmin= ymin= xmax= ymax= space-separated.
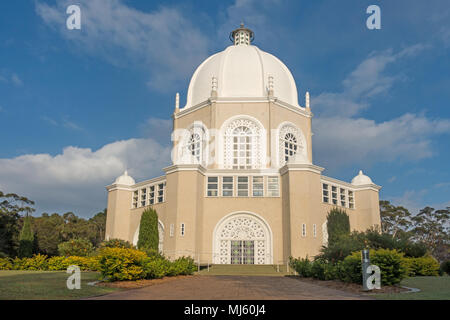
xmin=232 ymin=126 xmax=252 ymax=169
xmin=278 ymin=123 xmax=305 ymax=166
xmin=223 ymin=117 xmax=263 ymax=169
xmin=283 ymin=132 xmax=298 ymax=162
xmin=188 ymin=133 xmax=202 ymax=162
xmin=178 ymin=123 xmax=208 ymax=165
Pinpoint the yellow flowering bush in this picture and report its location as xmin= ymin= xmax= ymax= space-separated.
xmin=0 ymin=257 xmax=13 ymax=270
xmin=98 ymin=247 xmax=147 ymax=281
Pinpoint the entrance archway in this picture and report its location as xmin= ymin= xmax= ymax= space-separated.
xmin=133 ymin=220 xmax=164 ymax=253
xmin=213 ymin=212 xmax=273 ymax=264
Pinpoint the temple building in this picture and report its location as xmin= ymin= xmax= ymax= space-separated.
xmin=105 ymin=24 xmax=381 ymax=265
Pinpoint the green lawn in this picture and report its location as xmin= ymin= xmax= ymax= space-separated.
xmin=0 ymin=270 xmax=119 ymax=300
xmin=375 ymin=276 xmax=450 ymax=300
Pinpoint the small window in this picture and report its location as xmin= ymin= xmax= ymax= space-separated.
xmin=302 ymin=224 xmax=306 ymax=237
xmin=133 ymin=190 xmax=138 ymax=208
xmin=313 ymin=224 xmax=317 ymax=238
xmin=149 ymin=186 xmax=155 ymax=205
xmin=349 ymin=191 xmax=355 ymax=209
xmin=322 ymin=183 xmax=329 ymax=203
xmin=331 ymin=186 xmax=337 ymax=205
xmin=237 ymin=176 xmax=249 ymax=197
xmin=170 ymin=224 xmax=174 ymax=237
xmin=267 ymin=176 xmax=279 ymax=197
xmin=157 ymin=183 xmax=165 ymax=203
xmin=252 ymin=176 xmax=263 ymax=197
xmin=207 ymin=177 xmax=218 ymax=196
xmin=340 ymin=188 xmax=347 ymax=207
xmin=180 ymin=223 xmax=185 ymax=236
xmin=222 ymin=176 xmax=233 ymax=197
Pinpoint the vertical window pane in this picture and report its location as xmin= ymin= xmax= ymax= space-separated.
xmin=252 ymin=176 xmax=263 ymax=197
xmin=237 ymin=176 xmax=248 ymax=197
xmin=207 ymin=176 xmax=218 ymax=196
xmin=268 ymin=176 xmax=279 ymax=197
xmin=222 ymin=176 xmax=233 ymax=197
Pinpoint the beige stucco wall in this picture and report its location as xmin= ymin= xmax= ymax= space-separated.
xmin=105 ymin=99 xmax=381 ymax=264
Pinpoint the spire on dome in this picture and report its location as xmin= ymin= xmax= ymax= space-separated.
xmin=230 ymin=23 xmax=254 ymax=45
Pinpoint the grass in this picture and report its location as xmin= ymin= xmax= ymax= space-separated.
xmin=0 ymin=270 xmax=120 ymax=300
xmin=375 ymin=276 xmax=450 ymax=300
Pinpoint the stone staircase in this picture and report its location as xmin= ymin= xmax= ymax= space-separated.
xmin=197 ymin=264 xmax=292 ymax=276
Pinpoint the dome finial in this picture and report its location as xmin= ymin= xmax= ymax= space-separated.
xmin=230 ymin=24 xmax=254 ymax=45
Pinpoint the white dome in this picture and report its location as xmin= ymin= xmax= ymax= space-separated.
xmin=184 ymin=26 xmax=299 ymax=109
xmin=114 ymin=170 xmax=135 ymax=186
xmin=351 ymin=170 xmax=373 ymax=186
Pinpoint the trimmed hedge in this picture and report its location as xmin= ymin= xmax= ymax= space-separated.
xmin=291 ymin=248 xmax=412 ymax=286
xmin=0 ymin=254 xmax=100 ymax=271
xmin=0 ymin=248 xmax=197 ymax=282
xmin=404 ymin=256 xmax=440 ymax=276
xmin=98 ymin=248 xmax=197 ymax=282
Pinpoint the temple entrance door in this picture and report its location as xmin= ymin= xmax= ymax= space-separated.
xmin=230 ymin=240 xmax=255 ymax=264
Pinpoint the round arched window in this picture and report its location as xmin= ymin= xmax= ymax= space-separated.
xmin=188 ymin=133 xmax=202 ymax=162
xmin=232 ymin=126 xmax=252 ymax=169
xmin=283 ymin=132 xmax=298 ymax=162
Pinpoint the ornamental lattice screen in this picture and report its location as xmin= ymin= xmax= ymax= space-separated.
xmin=214 ymin=213 xmax=272 ymax=264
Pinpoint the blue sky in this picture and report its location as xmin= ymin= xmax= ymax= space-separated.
xmin=0 ymin=0 xmax=449 ymax=217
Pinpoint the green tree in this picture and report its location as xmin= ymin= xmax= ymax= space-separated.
xmin=89 ymin=209 xmax=107 ymax=247
xmin=137 ymin=208 xmax=159 ymax=251
xmin=33 ymin=213 xmax=64 ymax=256
xmin=326 ymin=207 xmax=350 ymax=245
xmin=18 ymin=215 xmax=34 ymax=258
xmin=411 ymin=206 xmax=450 ymax=262
xmin=0 ymin=191 xmax=35 ymax=257
xmin=379 ymin=200 xmax=411 ymax=237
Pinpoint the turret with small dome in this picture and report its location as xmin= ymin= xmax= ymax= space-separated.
xmin=114 ymin=170 xmax=135 ymax=186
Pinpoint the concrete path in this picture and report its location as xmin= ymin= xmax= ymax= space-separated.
xmin=89 ymin=276 xmax=372 ymax=300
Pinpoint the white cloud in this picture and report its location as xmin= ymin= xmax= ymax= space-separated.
xmin=314 ymin=45 xmax=428 ymax=117
xmin=0 ymin=138 xmax=171 ymax=217
xmin=35 ymin=0 xmax=209 ymax=91
xmin=312 ymin=45 xmax=450 ymax=171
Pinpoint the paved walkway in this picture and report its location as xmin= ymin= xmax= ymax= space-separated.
xmin=89 ymin=276 xmax=372 ymax=300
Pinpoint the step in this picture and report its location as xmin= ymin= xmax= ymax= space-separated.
xmin=197 ymin=264 xmax=291 ymax=276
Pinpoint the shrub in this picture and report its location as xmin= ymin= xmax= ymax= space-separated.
xmin=99 ymin=238 xmax=135 ymax=249
xmin=18 ymin=216 xmax=34 ymax=258
xmin=0 ymin=257 xmax=12 ymax=270
xmin=142 ymin=257 xmax=171 ymax=279
xmin=326 ymin=208 xmax=350 ymax=245
xmin=339 ymin=252 xmax=362 ymax=283
xmin=137 ymin=208 xmax=159 ymax=251
xmin=47 ymin=256 xmax=70 ymax=271
xmin=169 ymin=257 xmax=196 ymax=276
xmin=402 ymin=242 xmax=428 ymax=258
xmin=319 ymin=235 xmax=365 ymax=263
xmin=289 ymin=256 xmax=312 ymax=277
xmin=143 ymin=248 xmax=165 ymax=260
xmin=310 ymin=260 xmax=327 ymax=280
xmin=98 ymin=247 xmax=147 ymax=281
xmin=440 ymin=260 xmax=450 ymax=275
xmin=58 ymin=238 xmax=94 ymax=257
xmin=405 ymin=256 xmax=440 ymax=276
xmin=370 ymin=249 xmax=408 ymax=285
